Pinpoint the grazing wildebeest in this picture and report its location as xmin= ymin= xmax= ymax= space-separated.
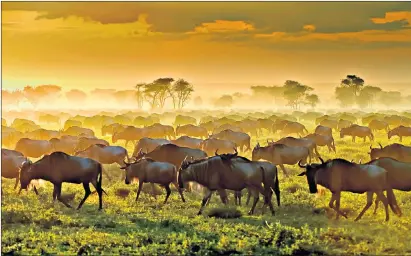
xmin=252 ymin=143 xmax=310 ymax=177
xmin=15 ymin=138 xmax=52 ymax=158
xmin=268 ymin=136 xmax=320 ymax=161
xmin=304 ymin=133 xmax=336 ymax=153
xmin=340 ymin=125 xmax=374 ymax=142
xmin=64 ymin=119 xmax=82 ymax=131
xmin=369 ymin=143 xmax=411 ymax=163
xmin=171 ymin=136 xmax=203 ymax=149
xmin=280 ymin=121 xmax=308 ymax=137
xmin=2 ymin=149 xmax=26 ymax=189
xmin=112 ymin=126 xmax=146 ymax=148
xmin=75 ymin=137 xmax=110 ymax=152
xmin=368 ymin=120 xmax=390 ymax=133
xmin=132 ymin=137 xmax=170 ymax=156
xmin=19 ymin=152 xmax=105 ymax=210
xmin=134 ymin=144 xmax=208 ymax=192
xmin=364 ymin=157 xmax=410 ymax=215
xmin=64 ymin=126 xmax=94 ymax=137
xmin=178 ymin=155 xmax=275 ymax=215
xmin=388 ymin=125 xmax=411 ymax=142
xmin=200 ymin=138 xmax=237 ymax=156
xmin=298 ymin=158 xmax=400 ymax=221
xmin=75 ymin=144 xmax=130 ymax=167
xmin=320 ymin=119 xmax=339 ymax=131
xmin=101 ymin=123 xmax=126 ymax=136
xmin=213 ymin=124 xmax=244 ymax=134
xmin=337 ymin=119 xmax=353 ymax=130
xmin=176 ymin=124 xmax=208 ymax=139
xmin=210 ymin=129 xmax=251 ymax=152
xmin=174 ymin=115 xmax=197 ymax=126
xmin=315 ymin=125 xmax=332 ymax=137
xmin=121 ymin=157 xmax=185 ymax=204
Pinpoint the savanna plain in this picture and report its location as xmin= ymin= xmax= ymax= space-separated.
xmin=2 ymin=110 xmax=411 ymax=256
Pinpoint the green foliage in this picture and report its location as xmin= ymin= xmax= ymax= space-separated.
xmin=305 ymin=94 xmax=320 ymax=109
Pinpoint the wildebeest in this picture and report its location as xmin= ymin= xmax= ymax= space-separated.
xmin=210 ymin=129 xmax=251 ymax=152
xmin=388 ymin=125 xmax=411 ymax=142
xmin=369 ymin=143 xmax=411 ymax=163
xmin=15 ymin=138 xmax=52 ymax=158
xmin=178 ymin=155 xmax=275 ymax=215
xmin=19 ymin=152 xmax=105 ymax=210
xmin=112 ymin=126 xmax=145 ymax=147
xmin=64 ymin=126 xmax=94 ymax=137
xmin=75 ymin=144 xmax=130 ymax=168
xmin=176 ymin=124 xmax=208 ymax=139
xmin=368 ymin=120 xmax=390 ymax=133
xmin=75 ymin=137 xmax=110 ymax=152
xmin=337 ymin=119 xmax=353 ymax=130
xmin=101 ymin=123 xmax=126 ymax=136
xmin=320 ymin=119 xmax=339 ymax=131
xmin=280 ymin=121 xmax=309 ymax=137
xmin=364 ymin=157 xmax=410 ymax=215
xmin=340 ymin=125 xmax=374 ymax=142
xmin=174 ymin=115 xmax=197 ymax=126
xmin=134 ymin=144 xmax=208 ymax=192
xmin=26 ymin=128 xmax=60 ymax=141
xmin=132 ymin=137 xmax=171 ymax=156
xmin=252 ymin=143 xmax=310 ymax=177
xmin=2 ymin=149 xmax=26 ymax=189
xmin=315 ymin=125 xmax=332 ymax=137
xmin=304 ymin=133 xmax=336 ymax=153
xmin=171 ymin=136 xmax=203 ymax=149
xmin=298 ymin=158 xmax=400 ymax=221
xmin=268 ymin=136 xmax=320 ymax=161
xmin=64 ymin=119 xmax=82 ymax=131
xmin=213 ymin=124 xmax=244 ymax=134
xmin=49 ymin=135 xmax=79 ymax=155
xmin=121 ymin=157 xmax=185 ymax=204
xmin=200 ymin=138 xmax=237 ymax=156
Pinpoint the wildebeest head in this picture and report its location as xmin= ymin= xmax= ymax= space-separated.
xmin=252 ymin=143 xmax=263 ymax=161
xmin=19 ymin=158 xmax=33 ymax=192
xmin=297 ymin=157 xmax=326 ymax=194
xmin=215 ymin=148 xmax=238 ymax=162
xmin=339 ymin=128 xmax=347 ymax=139
xmin=369 ymin=143 xmax=383 ymax=160
xmin=178 ymin=156 xmax=190 ymax=188
xmin=387 ymin=129 xmax=394 ymax=139
xmin=120 ymin=157 xmax=140 ymax=184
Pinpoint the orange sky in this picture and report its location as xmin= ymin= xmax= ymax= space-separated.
xmin=2 ymin=2 xmax=411 ymax=95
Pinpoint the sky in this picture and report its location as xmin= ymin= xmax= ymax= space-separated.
xmin=2 ymin=2 xmax=411 ymax=96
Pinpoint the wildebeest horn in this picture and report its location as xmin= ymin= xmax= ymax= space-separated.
xmin=215 ymin=149 xmax=219 ymax=156
xmin=298 ymin=160 xmax=306 ymax=168
xmin=233 ymin=147 xmax=238 ymax=155
xmin=378 ymin=143 xmax=383 ymax=149
xmin=319 ymin=157 xmax=325 ymax=164
xmin=182 ymin=155 xmax=188 ymax=163
xmin=369 ymin=145 xmax=372 ymax=150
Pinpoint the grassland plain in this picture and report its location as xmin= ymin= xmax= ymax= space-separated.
xmin=2 ymin=124 xmax=411 ymax=255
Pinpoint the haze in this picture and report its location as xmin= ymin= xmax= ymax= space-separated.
xmin=2 ymin=2 xmax=411 ymax=111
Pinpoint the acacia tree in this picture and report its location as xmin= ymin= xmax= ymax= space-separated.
xmin=214 ymin=95 xmax=233 ymax=108
xmin=283 ymin=80 xmax=313 ymax=109
xmin=251 ymin=85 xmax=284 ymax=104
xmin=135 ymin=83 xmax=146 ymax=109
xmin=23 ymin=85 xmax=62 ymax=108
xmin=357 ymin=86 xmax=382 ymax=108
xmin=173 ymin=79 xmax=194 ymax=109
xmin=305 ymin=94 xmax=320 ymax=109
xmin=379 ymin=91 xmax=402 ymax=107
xmin=142 ymin=78 xmax=174 ymax=110
xmin=335 ymin=75 xmax=365 ymax=108
xmin=65 ymin=89 xmax=87 ymax=103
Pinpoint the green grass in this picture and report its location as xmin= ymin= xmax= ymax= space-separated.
xmin=2 ymin=127 xmax=411 ymax=255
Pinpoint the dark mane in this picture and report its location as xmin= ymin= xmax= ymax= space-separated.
xmin=272 ymin=143 xmax=287 ymax=149
xmin=187 ymin=156 xmax=213 ymax=165
xmin=331 ymin=158 xmax=356 ymax=167
xmin=94 ymin=143 xmax=107 ymax=148
xmin=234 ymin=156 xmax=252 ymax=162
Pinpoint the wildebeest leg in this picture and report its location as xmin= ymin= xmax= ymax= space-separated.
xmin=352 ymin=136 xmax=355 ymax=142
xmin=172 ymin=182 xmax=186 ymax=202
xmin=52 ymin=187 xmax=57 ymax=202
xmin=373 ymin=196 xmax=380 ymax=215
xmin=77 ymin=183 xmax=91 ymax=210
xmin=198 ymin=189 xmax=213 ymax=215
xmin=13 ymin=178 xmax=19 ymax=190
xmin=55 ymin=184 xmax=73 ymax=208
xmin=163 ymin=184 xmax=171 ymax=204
xmin=246 ymin=189 xmax=251 ymax=205
xmin=136 ymin=181 xmax=144 ymax=202
xmin=248 ymin=189 xmax=259 ymax=215
xmin=329 ymin=192 xmax=348 ymax=219
xmin=354 ymin=192 xmax=374 ymax=221
xmin=217 ymin=189 xmax=228 ymax=205
xmin=399 ymin=136 xmax=402 ymax=142
xmin=151 ymin=183 xmax=157 ymax=199
xmin=363 ymin=137 xmax=366 ymax=143
xmin=376 ymin=191 xmax=390 ymax=221
xmin=279 ymin=164 xmax=289 ymax=177
xmin=32 ymin=186 xmax=39 ymax=195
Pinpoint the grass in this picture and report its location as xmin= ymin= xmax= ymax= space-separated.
xmin=2 ymin=124 xmax=411 ymax=255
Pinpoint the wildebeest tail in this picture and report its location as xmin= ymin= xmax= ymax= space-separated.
xmin=370 ymin=132 xmax=374 ymax=141
xmin=331 ymin=137 xmax=336 ymax=153
xmin=274 ymin=167 xmax=280 ymax=207
xmin=303 ymin=126 xmax=309 ymax=134
xmin=386 ymin=188 xmax=402 ymax=216
xmin=246 ymin=138 xmax=251 ymax=151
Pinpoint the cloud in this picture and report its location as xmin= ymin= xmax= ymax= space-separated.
xmin=303 ymin=24 xmax=316 ymax=32
xmin=187 ymin=20 xmax=255 ymax=34
xmin=371 ymin=11 xmax=411 ymax=27
xmin=1 ymin=10 xmax=161 ymax=38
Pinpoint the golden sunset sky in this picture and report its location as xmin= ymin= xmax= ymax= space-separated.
xmin=2 ymin=2 xmax=411 ymax=95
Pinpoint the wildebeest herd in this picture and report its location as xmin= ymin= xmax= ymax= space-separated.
xmin=2 ymin=110 xmax=411 ymax=222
